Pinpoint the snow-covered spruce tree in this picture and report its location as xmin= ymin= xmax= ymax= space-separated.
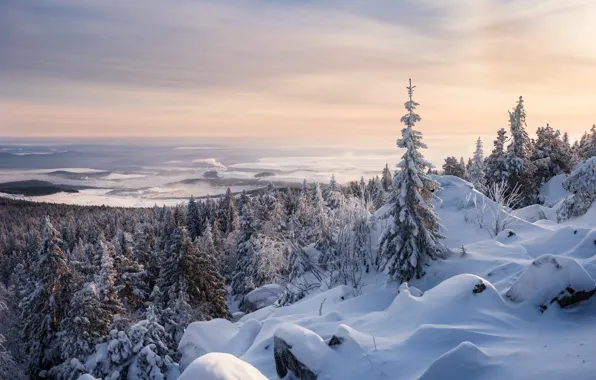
xmin=485 ymin=128 xmax=510 ymax=191
xmin=21 ymin=217 xmax=71 ymax=378
xmin=577 ymin=124 xmax=596 ymax=160
xmin=468 ymin=137 xmax=487 ymax=193
xmin=1 ymin=283 xmax=24 ymax=379
xmin=313 ymin=183 xmax=336 ymax=271
xmin=186 ymin=195 xmax=202 ymax=239
xmin=557 ymin=157 xmax=596 ymax=222
xmin=382 ymin=164 xmax=393 ymax=192
xmin=442 ymin=156 xmax=466 ymax=178
xmin=377 ymin=80 xmax=446 ymax=282
xmin=532 ymin=124 xmax=574 ymax=188
xmin=126 ymin=305 xmax=175 ymax=380
xmin=218 ymin=188 xmax=239 ymax=234
xmin=231 ymin=202 xmax=257 ymax=298
xmin=132 ymin=223 xmax=159 ymax=288
xmin=369 ymin=176 xmax=386 ymax=210
xmin=159 ymin=226 xmax=228 ymax=338
xmin=51 ymin=282 xmax=114 ymax=379
xmin=505 ymin=96 xmax=537 ymax=206
xmin=94 ymin=241 xmax=128 ymax=318
xmin=324 ymin=174 xmax=345 ymax=210
xmin=460 ymin=157 xmax=468 ymax=180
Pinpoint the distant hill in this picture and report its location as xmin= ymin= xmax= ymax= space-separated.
xmin=0 ymin=180 xmax=84 ymax=196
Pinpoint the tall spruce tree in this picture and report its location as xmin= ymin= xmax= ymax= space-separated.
xmin=505 ymin=96 xmax=537 ymax=205
xmin=21 ymin=218 xmax=71 ymax=378
xmin=158 ymin=226 xmax=228 ymax=334
xmin=377 ymin=80 xmax=445 ymax=282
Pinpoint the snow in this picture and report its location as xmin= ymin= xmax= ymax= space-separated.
xmin=539 ymin=174 xmax=568 ymax=206
xmin=178 ymin=353 xmax=267 ymax=380
xmin=77 ymin=375 xmax=99 ymax=380
xmin=418 ymin=341 xmax=494 ymax=380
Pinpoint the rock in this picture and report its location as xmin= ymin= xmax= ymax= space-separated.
xmin=473 ymin=281 xmax=486 ymax=295
xmin=274 ymin=336 xmax=317 ymax=380
xmin=554 ymin=287 xmax=596 ymax=308
xmin=240 ymin=284 xmax=283 ymax=313
xmin=505 ymin=254 xmax=596 ymax=310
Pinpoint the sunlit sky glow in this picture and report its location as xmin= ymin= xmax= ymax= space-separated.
xmin=1 ymin=0 xmax=596 ymax=149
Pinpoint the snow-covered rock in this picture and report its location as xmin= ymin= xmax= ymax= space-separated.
xmin=274 ymin=323 xmax=330 ymax=380
xmin=178 ymin=352 xmax=267 ymax=380
xmin=505 ymin=254 xmax=596 ymax=310
xmin=77 ymin=375 xmax=99 ymax=380
xmin=240 ymin=284 xmax=283 ymax=312
xmin=178 ymin=319 xmax=262 ymax=372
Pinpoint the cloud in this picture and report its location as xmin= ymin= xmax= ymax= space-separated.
xmin=1 ymin=0 xmax=596 ymax=142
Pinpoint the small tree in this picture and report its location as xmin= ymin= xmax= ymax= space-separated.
xmin=486 ymin=181 xmax=524 ymax=237
xmin=468 ymin=137 xmax=487 ymax=193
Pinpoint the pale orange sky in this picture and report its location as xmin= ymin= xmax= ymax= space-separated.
xmin=1 ymin=0 xmax=596 ymax=145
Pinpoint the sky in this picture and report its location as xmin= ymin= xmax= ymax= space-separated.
xmin=1 ymin=0 xmax=596 ymax=151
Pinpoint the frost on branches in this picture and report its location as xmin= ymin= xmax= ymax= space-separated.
xmin=377 ymin=80 xmax=446 ymax=282
xmin=557 ymin=157 xmax=596 ymax=222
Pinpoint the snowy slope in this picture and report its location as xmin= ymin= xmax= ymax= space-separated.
xmin=178 ymin=175 xmax=596 ymax=380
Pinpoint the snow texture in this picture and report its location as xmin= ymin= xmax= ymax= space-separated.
xmin=178 ymin=353 xmax=266 ymax=380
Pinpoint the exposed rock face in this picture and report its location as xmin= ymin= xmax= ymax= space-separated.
xmin=274 ymin=336 xmax=317 ymax=380
xmin=553 ymin=287 xmax=596 ymax=308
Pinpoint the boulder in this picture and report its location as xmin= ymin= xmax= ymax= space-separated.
xmin=274 ymin=324 xmax=329 ymax=380
xmin=505 ymin=254 xmax=596 ymax=310
xmin=274 ymin=336 xmax=317 ymax=380
xmin=240 ymin=284 xmax=283 ymax=313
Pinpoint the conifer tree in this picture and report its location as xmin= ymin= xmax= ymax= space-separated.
xmin=505 ymin=96 xmax=537 ymax=205
xmin=485 ymin=128 xmax=510 ymax=190
xmin=442 ymin=156 xmax=465 ymax=178
xmin=578 ymin=124 xmax=596 ymax=160
xmin=52 ymin=282 xmax=113 ymax=379
xmin=231 ymin=203 xmax=258 ymax=297
xmin=382 ymin=164 xmax=393 ymax=191
xmin=532 ymin=124 xmax=574 ymax=186
xmin=21 ymin=217 xmax=71 ymax=378
xmin=377 ymin=80 xmax=446 ymax=282
xmin=186 ymin=196 xmax=202 ymax=239
xmin=158 ymin=226 xmax=228 ymax=337
xmin=468 ymin=137 xmax=487 ymax=193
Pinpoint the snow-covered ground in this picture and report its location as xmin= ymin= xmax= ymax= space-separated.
xmin=177 ymin=175 xmax=596 ymax=380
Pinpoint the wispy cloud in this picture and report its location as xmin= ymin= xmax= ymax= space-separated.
xmin=1 ymin=0 xmax=595 ymax=146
